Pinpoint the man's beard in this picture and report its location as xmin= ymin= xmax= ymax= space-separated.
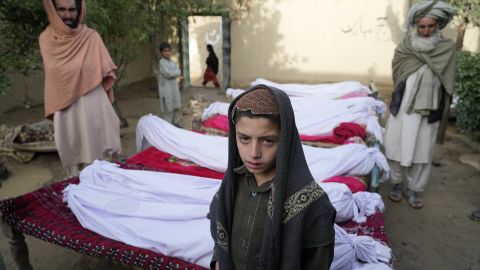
xmin=409 ymin=29 xmax=442 ymax=53
xmin=63 ymin=18 xmax=79 ymax=29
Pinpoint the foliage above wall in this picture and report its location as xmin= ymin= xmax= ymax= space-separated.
xmin=447 ymin=0 xmax=480 ymax=26
xmin=0 ymin=0 xmax=46 ymax=95
xmin=0 ymin=0 xmax=250 ymax=96
xmin=447 ymin=0 xmax=480 ymax=49
xmin=445 ymin=1 xmax=480 ymax=140
xmin=87 ymin=0 xmax=150 ymax=88
xmin=455 ymin=51 xmax=480 ymax=141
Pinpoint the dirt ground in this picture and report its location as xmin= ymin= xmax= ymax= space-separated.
xmin=0 ymin=78 xmax=479 ymax=270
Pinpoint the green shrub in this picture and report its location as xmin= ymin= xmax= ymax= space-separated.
xmin=0 ymin=0 xmax=47 ymax=96
xmin=0 ymin=0 xmax=244 ymax=96
xmin=0 ymin=75 xmax=10 ymax=96
xmin=455 ymin=51 xmax=480 ymax=141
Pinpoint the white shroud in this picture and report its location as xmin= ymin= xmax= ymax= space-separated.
xmin=320 ymin=182 xmax=385 ymax=223
xmin=333 ymin=224 xmax=392 ymax=270
xmin=64 ymin=161 xmax=218 ymax=268
xmin=64 ymin=161 xmax=391 ymax=269
xmin=203 ymin=96 xmax=386 ymax=143
xmin=136 ymin=114 xmax=389 ymax=180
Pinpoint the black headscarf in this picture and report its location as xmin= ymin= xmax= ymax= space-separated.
xmin=206 ymin=44 xmax=219 ymax=74
xmin=209 ymin=84 xmax=335 ymax=269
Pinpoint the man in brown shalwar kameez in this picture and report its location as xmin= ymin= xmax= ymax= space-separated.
xmin=40 ymin=0 xmax=122 ymax=177
xmin=384 ymin=1 xmax=456 ymax=209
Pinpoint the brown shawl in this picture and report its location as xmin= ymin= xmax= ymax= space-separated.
xmin=39 ymin=0 xmax=117 ymax=118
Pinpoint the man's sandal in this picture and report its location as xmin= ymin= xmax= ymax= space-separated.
xmin=388 ymin=184 xmax=403 ymax=202
xmin=404 ymin=190 xmax=424 ymax=209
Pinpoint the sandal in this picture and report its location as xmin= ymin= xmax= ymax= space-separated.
xmin=388 ymin=184 xmax=403 ymax=202
xmin=403 ymin=189 xmax=424 ymax=209
xmin=469 ymin=209 xmax=480 ymax=221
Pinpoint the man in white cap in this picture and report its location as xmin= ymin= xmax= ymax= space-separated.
xmin=384 ymin=1 xmax=457 ymax=209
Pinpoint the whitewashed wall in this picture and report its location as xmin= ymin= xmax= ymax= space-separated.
xmin=228 ymin=0 xmax=479 ymax=87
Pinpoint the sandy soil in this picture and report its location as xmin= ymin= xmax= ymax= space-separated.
xmin=1 ymin=78 xmax=479 ymax=270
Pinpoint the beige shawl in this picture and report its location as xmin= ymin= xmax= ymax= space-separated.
xmin=392 ymin=38 xmax=457 ymax=97
xmin=39 ymin=0 xmax=117 ymax=118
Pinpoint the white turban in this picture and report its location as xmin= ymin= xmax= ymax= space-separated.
xmin=408 ymin=1 xmax=456 ymax=29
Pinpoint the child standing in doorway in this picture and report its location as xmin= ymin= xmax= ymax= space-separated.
xmin=158 ymin=42 xmax=182 ymax=125
xmin=202 ymin=44 xmax=220 ymax=88
xmin=209 ymin=85 xmax=336 ymax=270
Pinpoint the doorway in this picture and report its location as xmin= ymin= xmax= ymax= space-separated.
xmin=179 ymin=13 xmax=231 ymax=90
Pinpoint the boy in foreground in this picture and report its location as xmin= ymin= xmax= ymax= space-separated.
xmin=209 ymin=85 xmax=336 ymax=269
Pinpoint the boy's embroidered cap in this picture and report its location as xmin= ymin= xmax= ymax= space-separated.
xmin=233 ymin=88 xmax=280 ymax=116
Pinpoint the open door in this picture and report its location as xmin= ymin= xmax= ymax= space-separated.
xmin=180 ymin=12 xmax=230 ymax=90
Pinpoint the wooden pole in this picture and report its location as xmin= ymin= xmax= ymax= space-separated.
xmin=436 ymin=96 xmax=451 ymax=144
xmin=0 ymin=221 xmax=33 ymax=270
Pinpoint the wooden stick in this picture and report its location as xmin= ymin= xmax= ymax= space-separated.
xmin=0 ymin=221 xmax=33 ymax=270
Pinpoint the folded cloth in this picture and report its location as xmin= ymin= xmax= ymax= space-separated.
xmin=334 ymin=122 xmax=367 ymax=141
xmin=324 ymin=176 xmax=368 ymax=193
xmin=201 ymin=115 xmax=229 ymax=133
xmin=301 ymin=122 xmax=367 ymax=145
xmin=124 ymin=146 xmax=224 ymax=179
